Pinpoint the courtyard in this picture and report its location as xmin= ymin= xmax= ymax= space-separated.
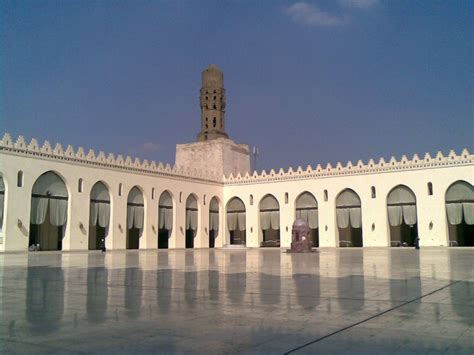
xmin=0 ymin=248 xmax=472 ymax=353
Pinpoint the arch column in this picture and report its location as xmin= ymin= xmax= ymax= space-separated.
xmin=110 ymin=184 xmax=126 ymax=250
xmin=246 ymin=200 xmax=259 ymax=248
xmin=169 ymin=197 xmax=185 ymax=249
xmin=417 ymin=188 xmax=448 ymax=246
xmin=140 ymin=194 xmax=156 ymax=249
xmin=280 ymin=198 xmax=293 ymax=248
xmin=2 ymin=171 xmax=31 ymax=251
xmin=63 ymin=179 xmax=89 ymax=251
xmin=195 ymin=200 xmax=208 ymax=248
xmin=319 ymin=194 xmax=337 ymax=247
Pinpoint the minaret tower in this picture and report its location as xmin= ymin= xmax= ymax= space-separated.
xmin=175 ymin=64 xmax=250 ymax=178
xmin=197 ymin=64 xmax=229 ymax=141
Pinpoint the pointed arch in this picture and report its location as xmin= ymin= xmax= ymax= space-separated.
xmin=89 ymin=181 xmax=111 ymax=250
xmin=445 ymin=180 xmax=474 ymax=246
xmin=209 ymin=196 xmax=220 ymax=248
xmin=226 ymin=197 xmax=246 ymax=245
xmin=126 ymin=186 xmax=144 ymax=249
xmin=185 ymin=193 xmax=198 ymax=248
xmin=29 ymin=171 xmax=69 ymax=251
xmin=259 ymin=194 xmax=280 ymax=247
xmin=158 ymin=190 xmax=174 ymax=249
xmin=295 ymin=191 xmax=319 ymax=246
xmin=387 ymin=185 xmax=418 ymax=247
xmin=335 ymin=188 xmax=362 ymax=247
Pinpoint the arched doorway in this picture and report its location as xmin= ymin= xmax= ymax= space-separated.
xmin=295 ymin=191 xmax=319 ymax=247
xmin=89 ymin=182 xmax=110 ymax=250
xmin=446 ymin=181 xmax=474 ymax=246
xmin=336 ymin=189 xmax=362 ymax=247
xmin=29 ymin=172 xmax=68 ymax=251
xmin=227 ymin=197 xmax=246 ymax=245
xmin=0 ymin=177 xmax=5 ymax=234
xmin=126 ymin=186 xmax=144 ymax=249
xmin=158 ymin=191 xmax=173 ymax=249
xmin=209 ymin=197 xmax=219 ymax=248
xmin=387 ymin=185 xmax=418 ymax=247
xmin=259 ymin=194 xmax=280 ymax=247
xmin=185 ymin=194 xmax=198 ymax=248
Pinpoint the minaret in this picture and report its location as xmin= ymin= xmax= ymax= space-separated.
xmin=175 ymin=64 xmax=250 ymax=178
xmin=197 ymin=64 xmax=229 ymax=141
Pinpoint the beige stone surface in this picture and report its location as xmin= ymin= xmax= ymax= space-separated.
xmin=176 ymin=138 xmax=250 ymax=177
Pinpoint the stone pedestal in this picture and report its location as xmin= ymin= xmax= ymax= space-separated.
xmin=175 ymin=138 xmax=250 ymax=178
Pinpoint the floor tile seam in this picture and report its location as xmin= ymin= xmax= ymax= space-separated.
xmin=283 ymin=280 xmax=462 ymax=354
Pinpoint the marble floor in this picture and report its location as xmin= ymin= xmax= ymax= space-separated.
xmin=0 ymin=248 xmax=473 ymax=354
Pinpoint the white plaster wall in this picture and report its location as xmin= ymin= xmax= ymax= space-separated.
xmin=0 ymin=152 xmax=223 ymax=252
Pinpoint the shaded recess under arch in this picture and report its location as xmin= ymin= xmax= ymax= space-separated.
xmin=336 ymin=189 xmax=362 ymax=247
xmin=387 ymin=185 xmax=418 ymax=247
xmin=89 ymin=182 xmax=110 ymax=250
xmin=158 ymin=191 xmax=173 ymax=249
xmin=227 ymin=197 xmax=246 ymax=245
xmin=295 ymin=191 xmax=319 ymax=247
xmin=29 ymin=171 xmax=68 ymax=251
xmin=127 ymin=186 xmax=144 ymax=249
xmin=445 ymin=181 xmax=474 ymax=246
xmin=209 ymin=197 xmax=219 ymax=248
xmin=260 ymin=194 xmax=280 ymax=247
xmin=185 ymin=194 xmax=198 ymax=248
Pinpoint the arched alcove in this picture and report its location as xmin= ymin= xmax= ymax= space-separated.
xmin=127 ymin=186 xmax=144 ymax=249
xmin=209 ymin=197 xmax=219 ymax=248
xmin=445 ymin=181 xmax=474 ymax=246
xmin=29 ymin=171 xmax=68 ymax=251
xmin=227 ymin=197 xmax=246 ymax=245
xmin=185 ymin=194 xmax=198 ymax=248
xmin=158 ymin=191 xmax=173 ymax=249
xmin=89 ymin=182 xmax=110 ymax=250
xmin=259 ymin=194 xmax=280 ymax=247
xmin=336 ymin=189 xmax=362 ymax=247
xmin=295 ymin=191 xmax=319 ymax=247
xmin=387 ymin=185 xmax=418 ymax=247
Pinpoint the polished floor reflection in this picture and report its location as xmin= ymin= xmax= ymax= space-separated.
xmin=0 ymin=248 xmax=473 ymax=354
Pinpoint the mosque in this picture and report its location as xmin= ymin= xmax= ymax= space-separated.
xmin=0 ymin=65 xmax=472 ymax=252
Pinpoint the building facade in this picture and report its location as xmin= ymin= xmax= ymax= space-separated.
xmin=0 ymin=66 xmax=472 ymax=252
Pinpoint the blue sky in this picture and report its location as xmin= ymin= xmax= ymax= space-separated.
xmin=1 ymin=0 xmax=472 ymax=171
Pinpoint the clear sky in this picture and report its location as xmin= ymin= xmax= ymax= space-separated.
xmin=1 ymin=0 xmax=472 ymax=172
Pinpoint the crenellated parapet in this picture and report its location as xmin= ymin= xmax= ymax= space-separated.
xmin=223 ymin=148 xmax=473 ymax=185
xmin=0 ymin=133 xmax=223 ymax=183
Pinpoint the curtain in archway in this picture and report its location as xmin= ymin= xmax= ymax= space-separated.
xmin=159 ymin=192 xmax=173 ymax=230
xmin=30 ymin=172 xmax=68 ymax=227
xmin=260 ymin=195 xmax=280 ymax=230
xmin=387 ymin=185 xmax=417 ymax=227
xmin=186 ymin=196 xmax=198 ymax=231
xmin=227 ymin=198 xmax=246 ymax=232
xmin=446 ymin=181 xmax=474 ymax=225
xmin=127 ymin=187 xmax=144 ymax=229
xmin=209 ymin=198 xmax=219 ymax=232
xmin=336 ymin=190 xmax=361 ymax=229
xmin=296 ymin=192 xmax=318 ymax=229
xmin=90 ymin=182 xmax=110 ymax=228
